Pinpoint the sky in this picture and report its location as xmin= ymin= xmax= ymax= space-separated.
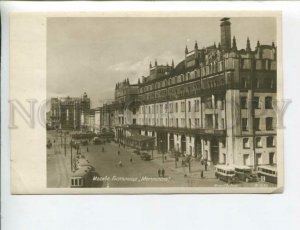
xmin=47 ymin=17 xmax=276 ymax=108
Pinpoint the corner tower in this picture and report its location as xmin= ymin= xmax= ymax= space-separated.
xmin=220 ymin=17 xmax=231 ymax=51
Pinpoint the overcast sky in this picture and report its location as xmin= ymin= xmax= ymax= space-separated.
xmin=47 ymin=17 xmax=276 ymax=108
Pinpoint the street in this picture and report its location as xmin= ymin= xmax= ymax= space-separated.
xmin=47 ymin=130 xmax=276 ymax=188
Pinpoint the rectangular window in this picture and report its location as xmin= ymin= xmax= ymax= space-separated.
xmin=165 ymin=103 xmax=168 ymax=113
xmin=188 ymin=101 xmax=191 ymax=112
xmin=205 ymin=97 xmax=212 ymax=109
xmin=215 ymin=114 xmax=218 ymax=129
xmin=189 ymin=119 xmax=191 ymax=128
xmin=205 ymin=115 xmax=213 ymax=129
xmin=241 ymin=77 xmax=247 ymax=88
xmin=160 ymin=104 xmax=163 ymax=113
xmin=243 ymin=138 xmax=250 ymax=149
xmin=267 ymin=136 xmax=275 ymax=147
xmin=254 ymin=118 xmax=260 ymax=131
xmin=266 ymin=117 xmax=273 ymax=130
xmin=269 ymin=152 xmax=275 ymax=165
xmin=195 ymin=100 xmax=200 ymax=112
xmin=256 ymin=137 xmax=262 ymax=148
xmin=176 ymin=118 xmax=178 ymax=128
xmin=181 ymin=101 xmax=185 ymax=112
xmin=241 ymin=97 xmax=247 ymax=109
xmin=133 ymin=119 xmax=136 ymax=125
xmin=175 ymin=103 xmax=178 ymax=113
xmin=181 ymin=118 xmax=185 ymax=127
xmin=242 ymin=118 xmax=248 ymax=131
xmin=256 ymin=153 xmax=262 ymax=165
xmin=253 ymin=97 xmax=260 ymax=109
xmin=265 ymin=96 xmax=273 ymax=109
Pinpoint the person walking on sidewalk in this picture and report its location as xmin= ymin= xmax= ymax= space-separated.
xmin=162 ymin=168 xmax=165 ymax=178
xmin=158 ymin=168 xmax=161 ymax=177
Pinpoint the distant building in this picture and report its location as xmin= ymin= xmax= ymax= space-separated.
xmin=50 ymin=92 xmax=90 ymax=130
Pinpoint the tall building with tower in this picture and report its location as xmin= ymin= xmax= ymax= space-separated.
xmin=50 ymin=92 xmax=91 ymax=130
xmin=110 ymin=18 xmax=277 ymax=168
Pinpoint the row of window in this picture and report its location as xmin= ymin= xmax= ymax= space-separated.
xmin=240 ymin=96 xmax=273 ymax=109
xmin=243 ymin=136 xmax=275 ymax=149
xmin=139 ymin=98 xmax=224 ymax=114
xmin=241 ymin=117 xmax=273 ymax=131
xmin=240 ymin=77 xmax=275 ymax=89
xmin=138 ymin=116 xmax=225 ymax=130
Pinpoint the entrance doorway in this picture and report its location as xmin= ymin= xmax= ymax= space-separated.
xmin=181 ymin=135 xmax=186 ymax=154
xmin=210 ymin=138 xmax=219 ymax=165
xmin=195 ymin=135 xmax=202 ymax=158
xmin=169 ymin=133 xmax=174 ymax=151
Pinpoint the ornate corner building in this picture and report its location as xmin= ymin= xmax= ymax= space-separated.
xmin=114 ymin=18 xmax=277 ymax=167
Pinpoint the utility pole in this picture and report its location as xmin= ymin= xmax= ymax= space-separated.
xmin=64 ymin=132 xmax=67 ymax=157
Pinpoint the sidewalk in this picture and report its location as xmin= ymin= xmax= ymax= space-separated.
xmin=126 ymin=147 xmax=216 ymax=180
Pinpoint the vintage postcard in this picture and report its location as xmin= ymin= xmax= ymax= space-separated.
xmin=10 ymin=11 xmax=283 ymax=194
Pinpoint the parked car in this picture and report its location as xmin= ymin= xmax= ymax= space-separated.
xmin=93 ymin=137 xmax=103 ymax=145
xmin=233 ymin=165 xmax=258 ymax=182
xmin=80 ymin=140 xmax=89 ymax=146
xmin=215 ymin=165 xmax=239 ymax=184
xmin=140 ymin=152 xmax=151 ymax=161
xmin=133 ymin=149 xmax=140 ymax=155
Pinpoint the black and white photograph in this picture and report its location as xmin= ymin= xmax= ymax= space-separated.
xmin=45 ymin=15 xmax=281 ymax=191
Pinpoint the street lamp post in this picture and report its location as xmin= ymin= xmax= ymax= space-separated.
xmin=70 ymin=138 xmax=73 ymax=172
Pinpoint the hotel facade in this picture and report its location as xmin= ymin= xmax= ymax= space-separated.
xmin=113 ymin=18 xmax=277 ymax=167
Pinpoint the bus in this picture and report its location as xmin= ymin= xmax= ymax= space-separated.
xmin=257 ymin=165 xmax=277 ymax=184
xmin=215 ymin=165 xmax=239 ymax=184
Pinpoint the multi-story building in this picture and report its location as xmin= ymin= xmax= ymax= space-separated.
xmin=113 ymin=18 xmax=277 ymax=168
xmin=50 ymin=92 xmax=90 ymax=130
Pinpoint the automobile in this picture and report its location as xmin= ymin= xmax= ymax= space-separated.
xmin=93 ymin=137 xmax=103 ymax=145
xmin=257 ymin=165 xmax=277 ymax=184
xmin=233 ymin=165 xmax=258 ymax=182
xmin=133 ymin=149 xmax=140 ymax=155
xmin=80 ymin=140 xmax=89 ymax=146
xmin=140 ymin=152 xmax=151 ymax=161
xmin=215 ymin=165 xmax=239 ymax=184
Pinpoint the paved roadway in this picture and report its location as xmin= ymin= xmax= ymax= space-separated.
xmin=47 ymin=130 xmax=276 ymax=189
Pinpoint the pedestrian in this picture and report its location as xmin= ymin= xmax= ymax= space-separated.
xmin=118 ymin=160 xmax=123 ymax=167
xmin=158 ymin=168 xmax=161 ymax=177
xmin=162 ymin=168 xmax=165 ymax=178
xmin=130 ymin=157 xmax=133 ymax=163
xmin=205 ymin=161 xmax=208 ymax=171
xmin=102 ymin=147 xmax=105 ymax=152
xmin=201 ymin=170 xmax=204 ymax=179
